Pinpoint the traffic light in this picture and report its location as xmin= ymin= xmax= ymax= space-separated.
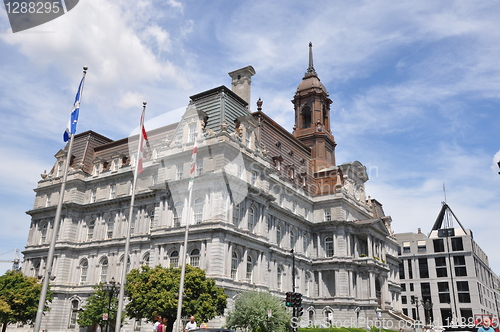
xmin=296 ymin=292 xmax=302 ymax=307
xmin=291 ymin=292 xmax=298 ymax=307
xmin=285 ymin=291 xmax=292 ymax=307
xmin=297 ymin=307 xmax=304 ymax=317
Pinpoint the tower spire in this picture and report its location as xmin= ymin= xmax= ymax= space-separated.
xmin=306 ymin=41 xmax=317 ymax=77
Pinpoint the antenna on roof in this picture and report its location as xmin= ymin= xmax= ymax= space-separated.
xmin=443 ymin=182 xmax=447 ymax=203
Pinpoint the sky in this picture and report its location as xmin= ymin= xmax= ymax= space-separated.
xmin=0 ymin=0 xmax=499 ymax=275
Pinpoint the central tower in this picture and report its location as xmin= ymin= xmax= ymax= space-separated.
xmin=292 ymin=42 xmax=336 ymax=172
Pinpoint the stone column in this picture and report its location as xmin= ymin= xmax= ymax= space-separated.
xmin=367 ymin=235 xmax=373 ymax=257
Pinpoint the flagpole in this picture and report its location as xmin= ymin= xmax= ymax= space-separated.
xmin=175 ymin=132 xmax=198 ymax=332
xmin=115 ymin=101 xmax=148 ymax=332
xmin=33 ymin=66 xmax=88 ymax=332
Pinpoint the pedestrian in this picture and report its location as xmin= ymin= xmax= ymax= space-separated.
xmin=184 ymin=316 xmax=197 ymax=332
xmin=153 ymin=315 xmax=161 ymax=332
xmin=478 ymin=317 xmax=495 ymax=332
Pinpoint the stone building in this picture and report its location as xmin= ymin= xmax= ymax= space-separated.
xmin=395 ymin=203 xmax=500 ymax=327
xmin=20 ymin=44 xmax=402 ymax=332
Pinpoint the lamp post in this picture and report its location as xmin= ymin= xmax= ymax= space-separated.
xmin=423 ymin=300 xmax=433 ymax=326
xmin=376 ymin=308 xmax=382 ymax=332
xmin=102 ymin=277 xmax=119 ymax=332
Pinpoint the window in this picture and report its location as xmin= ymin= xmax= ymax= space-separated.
xmin=435 ymin=257 xmax=448 ymax=277
xmin=56 ymin=161 xmax=63 ymax=177
xmin=233 ymin=203 xmax=241 ymax=226
xmin=409 ymin=283 xmax=414 ymax=291
xmin=402 ymin=295 xmax=407 ymax=304
xmin=457 ymin=281 xmax=471 ymax=303
xmin=93 ymin=163 xmax=101 ymax=176
xmin=276 ymin=224 xmax=282 ymax=245
xmin=403 ymin=241 xmax=411 ymax=253
xmin=421 ymin=282 xmax=431 ymax=296
xmin=196 ymin=160 xmax=203 ymax=176
xmin=407 ymin=259 xmax=413 ymax=279
xmin=109 ymin=184 xmax=116 ymax=199
xmin=68 ymin=300 xmax=79 ymax=328
xmin=80 ymin=259 xmax=88 ymax=283
xmin=454 ymin=255 xmax=467 ymax=276
xmin=45 ymin=194 xmax=51 ymax=207
xmin=438 ymin=282 xmax=450 ymax=303
xmin=251 ymin=171 xmax=257 ymax=186
xmin=107 ymin=217 xmax=114 ymax=239
xmin=325 ymin=237 xmax=334 ymax=257
xmin=324 ymin=209 xmax=331 ymax=221
xmin=237 ymin=164 xmax=244 ymax=178
xmin=112 ymin=159 xmax=119 ymax=172
xmin=399 ymin=262 xmax=405 ymax=279
xmin=419 ymin=258 xmax=429 ymax=278
xmin=193 ymin=197 xmax=204 ymax=224
xmin=170 ymin=250 xmax=179 ymax=268
xmin=246 ymin=130 xmax=252 ymax=148
xmin=90 ymin=189 xmax=97 ymax=203
xmin=303 ymin=234 xmax=309 ymax=254
xmin=246 ymin=255 xmax=253 ymax=281
xmin=189 ymin=248 xmax=200 ymax=267
xmin=231 ymin=251 xmax=238 ymax=280
xmin=100 ymin=258 xmax=108 ymax=282
xmin=176 ymin=164 xmax=183 ymax=180
xmin=188 ymin=123 xmax=197 ymax=142
xmin=289 ymin=168 xmax=295 ymax=179
xmin=433 ymin=239 xmax=445 ymax=253
xmin=248 ymin=207 xmax=255 ymax=232
xmin=417 ymin=240 xmax=426 ymax=252
xmin=451 ymin=237 xmax=464 ymax=251
xmin=401 ymin=283 xmax=406 ymax=291
xmin=174 ymin=201 xmax=183 ymax=226
xmin=87 ymin=220 xmax=95 ymax=241
xmin=290 ymin=230 xmax=296 ymax=249
xmin=277 ymin=266 xmax=283 ymax=290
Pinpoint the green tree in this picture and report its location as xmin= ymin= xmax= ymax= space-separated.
xmin=77 ymin=283 xmax=119 ymax=332
xmin=0 ymin=270 xmax=53 ymax=332
xmin=125 ymin=265 xmax=227 ymax=332
xmin=226 ymin=291 xmax=291 ymax=332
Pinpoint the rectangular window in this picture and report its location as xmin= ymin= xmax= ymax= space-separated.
xmin=246 ymin=131 xmax=251 ymax=148
xmin=409 ymin=283 xmax=414 ymax=291
xmin=417 ymin=240 xmax=427 ymax=252
xmin=324 ymin=209 xmax=331 ymax=221
xmin=419 ymin=258 xmax=429 ymax=278
xmin=188 ymin=123 xmax=197 ymax=142
xmin=196 ymin=159 xmax=203 ymax=176
xmin=433 ymin=239 xmax=445 ymax=253
xmin=451 ymin=237 xmax=464 ymax=251
xmin=421 ymin=282 xmax=431 ymax=296
xmin=401 ymin=283 xmax=406 ymax=291
xmin=109 ymin=185 xmax=116 ymax=199
xmin=399 ymin=262 xmax=406 ymax=280
xmin=438 ymin=282 xmax=450 ymax=303
xmin=435 ymin=257 xmax=448 ymax=277
xmin=457 ymin=281 xmax=471 ymax=303
xmin=454 ymin=255 xmax=467 ymax=276
xmin=403 ymin=241 xmax=411 ymax=253
xmin=176 ymin=164 xmax=183 ymax=180
xmin=402 ymin=295 xmax=407 ymax=304
xmin=90 ymin=189 xmax=97 ymax=203
xmin=407 ymin=259 xmax=413 ymax=279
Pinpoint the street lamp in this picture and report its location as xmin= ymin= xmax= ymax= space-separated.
xmin=375 ymin=308 xmax=382 ymax=332
xmin=411 ymin=296 xmax=422 ymax=329
xmin=423 ymin=300 xmax=433 ymax=326
xmin=102 ymin=277 xmax=119 ymax=332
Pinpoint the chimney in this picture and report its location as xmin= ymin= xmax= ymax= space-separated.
xmin=228 ymin=66 xmax=256 ymax=107
xmin=417 ymin=228 xmax=422 ymax=234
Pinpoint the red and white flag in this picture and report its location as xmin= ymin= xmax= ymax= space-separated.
xmin=188 ymin=134 xmax=198 ymax=191
xmin=137 ymin=109 xmax=149 ymax=174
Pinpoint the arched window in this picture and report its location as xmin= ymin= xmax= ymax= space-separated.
xmin=325 ymin=237 xmax=334 ymax=257
xmin=174 ymin=201 xmax=183 ymax=227
xmin=276 ymin=224 xmax=282 ymax=246
xmin=233 ymin=203 xmax=241 ymax=226
xmin=100 ymin=257 xmax=108 ymax=282
xmin=80 ymin=259 xmax=88 ymax=283
xmin=246 ymin=255 xmax=253 ymax=281
xmin=189 ymin=248 xmax=200 ymax=267
xmin=170 ymin=250 xmax=179 ymax=268
xmin=68 ymin=299 xmax=79 ymax=328
xmin=87 ymin=219 xmax=95 ymax=241
xmin=277 ymin=266 xmax=283 ymax=290
xmin=120 ymin=256 xmax=131 ymax=274
xmin=248 ymin=206 xmax=255 ymax=232
xmin=231 ymin=251 xmax=238 ymax=280
xmin=193 ymin=197 xmax=204 ymax=224
xmin=302 ymin=106 xmax=312 ymax=128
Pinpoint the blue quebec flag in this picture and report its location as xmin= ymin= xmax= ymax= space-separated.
xmin=63 ymin=77 xmax=84 ymax=142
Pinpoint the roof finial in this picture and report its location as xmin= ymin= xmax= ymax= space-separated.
xmin=305 ymin=42 xmax=317 ymax=77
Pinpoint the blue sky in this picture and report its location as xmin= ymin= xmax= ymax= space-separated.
xmin=0 ymin=0 xmax=499 ymax=275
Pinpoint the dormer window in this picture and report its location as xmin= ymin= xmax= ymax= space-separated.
xmin=111 ymin=159 xmax=119 ymax=172
xmin=289 ymin=168 xmax=295 ymax=179
xmin=56 ymin=161 xmax=63 ymax=177
xmin=92 ymin=163 xmax=101 ymax=177
xmin=246 ymin=130 xmax=252 ymax=148
xmin=188 ymin=123 xmax=197 ymax=143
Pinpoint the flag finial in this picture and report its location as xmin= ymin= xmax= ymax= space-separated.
xmin=83 ymin=66 xmax=88 ymax=72
xmin=143 ymin=101 xmax=147 ymax=106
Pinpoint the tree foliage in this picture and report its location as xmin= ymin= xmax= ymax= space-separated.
xmin=125 ymin=265 xmax=227 ymax=332
xmin=226 ymin=291 xmax=291 ymax=332
xmin=77 ymin=283 xmax=119 ymax=332
xmin=0 ymin=270 xmax=52 ymax=332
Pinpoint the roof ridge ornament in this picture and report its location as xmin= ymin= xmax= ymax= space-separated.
xmin=305 ymin=42 xmax=317 ymax=78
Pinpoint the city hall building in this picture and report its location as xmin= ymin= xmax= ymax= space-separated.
xmin=20 ymin=45 xmax=403 ymax=332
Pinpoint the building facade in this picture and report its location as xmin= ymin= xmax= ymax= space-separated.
xmin=396 ymin=203 xmax=500 ymax=328
xmin=20 ymin=45 xmax=402 ymax=332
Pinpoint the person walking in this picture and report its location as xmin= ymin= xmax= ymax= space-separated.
xmin=184 ymin=316 xmax=197 ymax=332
